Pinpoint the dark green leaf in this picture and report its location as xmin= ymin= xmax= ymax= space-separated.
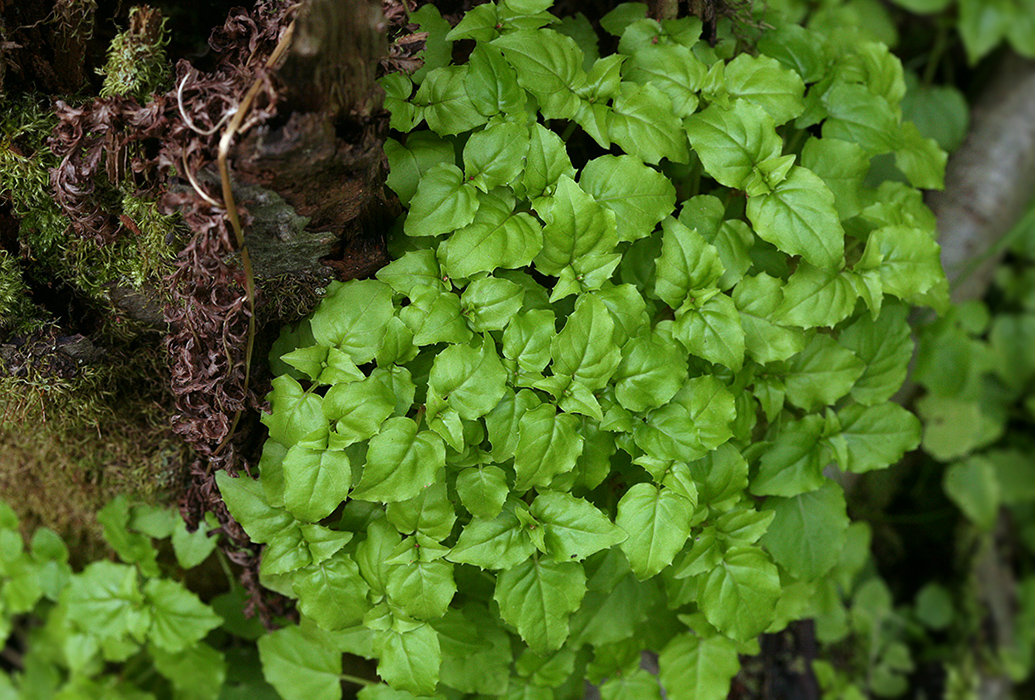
xmin=414 ymin=66 xmax=487 ymax=135
xmin=658 ymin=633 xmax=739 ymax=700
xmin=580 ymin=155 xmax=676 ymax=243
xmin=746 ymin=166 xmax=844 ymax=270
xmin=530 ymin=491 xmax=626 ymax=562
xmin=404 ymin=164 xmax=479 ymax=238
xmin=760 ymin=482 xmax=849 ymax=581
xmin=514 ymin=405 xmax=584 ymax=491
xmin=699 ymin=546 xmax=780 ymax=642
xmin=493 ymin=29 xmax=585 ymax=119
xmin=352 ymin=418 xmax=446 ymax=503
xmin=610 ymin=82 xmax=689 ymax=164
xmin=494 ymin=558 xmax=587 ymax=653
xmin=616 ymin=483 xmax=694 ymax=580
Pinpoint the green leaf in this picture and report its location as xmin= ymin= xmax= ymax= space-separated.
xmin=324 ymin=371 xmax=399 ymax=444
xmin=493 ymin=30 xmax=585 ymax=119
xmin=521 ymin=123 xmax=577 ymax=200
xmin=944 ymin=457 xmax=1001 ymax=530
xmin=775 ymin=262 xmax=857 ymax=329
xmin=434 ymin=605 xmax=512 ymax=695
xmin=839 ymin=303 xmax=913 ymax=406
xmin=760 ymin=482 xmax=850 ymax=581
xmin=402 ymin=287 xmax=474 ymax=347
xmin=494 ymin=558 xmax=587 ymax=653
xmin=460 ymin=277 xmax=525 ymax=331
xmin=410 ymin=5 xmax=453 ymax=84
xmin=97 ymin=496 xmax=159 ymax=577
xmin=357 ymin=520 xmax=402 ymax=598
xmin=64 ymin=561 xmax=148 ymax=642
xmin=635 ymin=376 xmax=735 ymax=461
xmin=514 ymin=405 xmax=584 ymax=491
xmin=503 ymin=309 xmax=556 ymax=382
xmin=613 ymin=328 xmax=688 ymax=412
xmin=386 ymin=483 xmax=456 ymax=541
xmin=447 ymin=3 xmax=499 ymax=42
xmin=894 ymin=121 xmax=947 ymax=190
xmin=551 ymin=294 xmax=622 ymax=389
xmin=414 ymin=66 xmax=487 ymax=135
xmin=311 ymin=280 xmax=396 ymax=363
xmin=352 ymin=417 xmax=446 ymax=503
xmin=463 ymin=122 xmax=530 ymax=193
xmin=151 ymin=644 xmax=226 ymax=700
xmin=465 ymin=43 xmax=526 ymax=117
xmin=377 ymin=249 xmax=447 ymax=297
xmin=534 ymin=176 xmax=617 ymax=276
xmin=832 ymin=402 xmax=921 ymax=474
xmin=917 ymin=395 xmax=1004 ymax=461
xmin=685 ymin=101 xmax=783 ymax=191
xmin=580 ymin=155 xmax=676 ymax=243
xmin=800 ymin=137 xmax=870 ymax=220
xmin=858 ymin=225 xmax=948 ymax=309
xmin=781 ymin=333 xmax=865 ymax=411
xmin=381 ymin=73 xmax=420 ymax=133
xmin=658 ymin=633 xmax=740 ymax=700
xmin=600 ymin=668 xmax=662 ymax=700
xmin=654 ymin=216 xmax=724 ymax=309
xmin=427 ymin=336 xmax=508 ymax=421
xmin=958 ymin=0 xmax=1011 ymax=63
xmin=699 ymin=546 xmax=781 ymax=642
xmin=673 ymin=292 xmax=745 ymax=371
xmin=259 ymin=622 xmax=344 ymax=700
xmin=376 ymin=624 xmax=442 ymax=696
xmin=293 ymin=552 xmax=370 ymax=631
xmin=281 ymin=444 xmax=351 ymax=523
xmin=988 ymin=449 xmax=1035 ymax=505
xmin=719 ymin=53 xmax=805 ymax=125
xmin=439 ymin=192 xmax=542 ymax=280
xmin=609 ymin=82 xmax=689 ymax=164
xmin=732 ymin=274 xmax=806 ymax=364
xmin=746 ymin=166 xmax=844 ymax=270
xmin=262 ymin=375 xmax=326 ymax=445
xmin=456 ymin=466 xmax=509 ymax=521
xmin=485 ymin=388 xmax=542 ymax=461
xmin=820 ymin=82 xmax=898 ymax=154
xmin=404 ymin=163 xmax=479 ymax=238
xmin=757 ymin=23 xmax=825 ymax=83
xmin=624 ymin=44 xmax=704 ymax=118
xmin=751 ymin=415 xmax=828 ymax=497
xmin=384 ymin=133 xmax=455 ymax=206
xmin=448 ymin=499 xmax=536 ymax=570
xmin=144 ymin=578 xmax=223 ymax=652
xmin=386 ymin=549 xmax=456 ymax=621
xmin=616 ymin=483 xmax=694 ymax=580
xmin=215 ymin=471 xmax=294 ymax=544
xmin=901 ymin=73 xmax=968 ymax=153
xmin=530 ymin=491 xmax=627 ymax=562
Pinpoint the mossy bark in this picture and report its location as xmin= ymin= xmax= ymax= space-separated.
xmin=0 ymin=0 xmax=393 ymax=557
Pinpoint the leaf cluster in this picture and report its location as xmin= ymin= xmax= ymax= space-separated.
xmin=0 ymin=497 xmax=274 ymax=700
xmin=224 ymin=1 xmax=950 ymax=698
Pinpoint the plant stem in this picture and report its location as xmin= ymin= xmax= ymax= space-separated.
xmin=341 ymin=673 xmax=377 ymax=687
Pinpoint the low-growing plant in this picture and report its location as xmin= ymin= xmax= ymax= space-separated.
xmin=0 ymin=496 xmax=277 ymax=699
xmin=217 ymin=1 xmax=950 ymax=698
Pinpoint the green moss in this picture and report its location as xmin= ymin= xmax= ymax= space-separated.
xmin=0 ymin=251 xmax=38 ymax=333
xmin=98 ymin=6 xmax=171 ymax=100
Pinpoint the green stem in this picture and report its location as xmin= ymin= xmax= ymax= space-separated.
xmin=922 ymin=20 xmax=949 ymax=86
xmin=559 ymin=121 xmax=578 ymax=142
xmin=341 ymin=673 xmax=377 ymax=687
